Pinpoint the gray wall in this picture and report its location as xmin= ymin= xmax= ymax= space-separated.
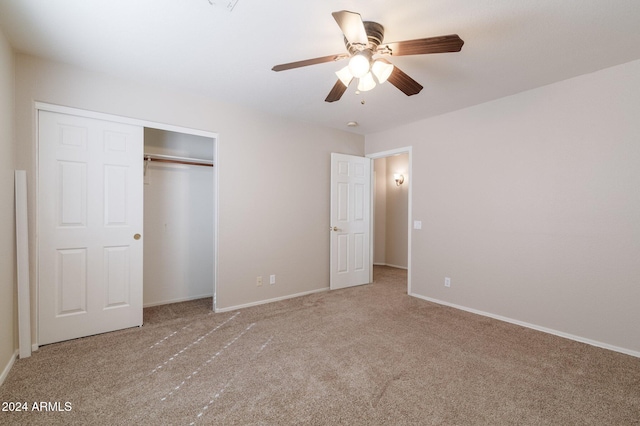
xmin=373 ymin=158 xmax=387 ymax=264
xmin=366 ymin=60 xmax=640 ymax=355
xmin=0 ymin=26 xmax=16 ymax=381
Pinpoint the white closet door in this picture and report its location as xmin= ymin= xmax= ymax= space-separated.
xmin=38 ymin=110 xmax=144 ymax=345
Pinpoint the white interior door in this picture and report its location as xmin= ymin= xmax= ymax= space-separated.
xmin=330 ymin=153 xmax=372 ymax=289
xmin=38 ymin=110 xmax=144 ymax=345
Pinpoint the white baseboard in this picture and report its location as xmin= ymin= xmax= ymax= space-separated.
xmin=143 ymin=293 xmax=214 ymax=308
xmin=0 ymin=350 xmax=18 ymax=387
xmin=410 ymin=292 xmax=640 ymax=359
xmin=383 ymin=263 xmax=408 ymax=270
xmin=373 ymin=263 xmax=408 ymax=270
xmin=215 ymin=288 xmax=329 ymax=313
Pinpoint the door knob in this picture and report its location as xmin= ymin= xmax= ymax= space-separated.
xmin=330 ymin=226 xmax=339 ymax=232
xmin=134 ymin=233 xmax=141 ymax=240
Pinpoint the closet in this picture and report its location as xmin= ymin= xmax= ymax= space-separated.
xmin=36 ymin=104 xmax=218 ymax=345
xmin=143 ymin=128 xmax=215 ymax=307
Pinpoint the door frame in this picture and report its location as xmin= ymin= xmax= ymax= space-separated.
xmin=366 ymin=146 xmax=412 ymax=295
xmin=34 ymin=102 xmax=219 ymax=348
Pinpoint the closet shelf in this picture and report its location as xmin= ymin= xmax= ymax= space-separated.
xmin=144 ymin=153 xmax=214 ymax=167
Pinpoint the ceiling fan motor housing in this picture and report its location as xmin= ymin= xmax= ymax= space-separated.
xmin=345 ymin=21 xmax=385 ymax=55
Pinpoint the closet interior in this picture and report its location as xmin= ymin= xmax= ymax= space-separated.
xmin=143 ymin=128 xmax=215 ymax=307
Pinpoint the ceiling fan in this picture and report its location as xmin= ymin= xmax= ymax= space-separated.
xmin=272 ymin=10 xmax=464 ymax=102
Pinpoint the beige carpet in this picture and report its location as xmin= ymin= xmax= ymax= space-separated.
xmin=1 ymin=266 xmax=639 ymax=425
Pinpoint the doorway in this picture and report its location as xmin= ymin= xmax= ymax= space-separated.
xmin=368 ymin=147 xmax=412 ymax=294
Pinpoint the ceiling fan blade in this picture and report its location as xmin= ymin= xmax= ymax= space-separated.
xmin=332 ymin=10 xmax=368 ymax=46
xmin=325 ymin=79 xmax=349 ymax=102
xmin=272 ymin=53 xmax=349 ymax=72
xmin=383 ymin=34 xmax=464 ymax=56
xmin=387 ymin=66 xmax=423 ymax=96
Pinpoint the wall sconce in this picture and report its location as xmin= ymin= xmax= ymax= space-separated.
xmin=394 ymin=173 xmax=405 ymax=186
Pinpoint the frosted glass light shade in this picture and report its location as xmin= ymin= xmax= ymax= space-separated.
xmin=372 ymin=59 xmax=394 ymax=83
xmin=335 ymin=66 xmax=354 ymax=87
xmin=357 ymin=72 xmax=376 ymax=92
xmin=348 ymin=53 xmax=371 ymax=78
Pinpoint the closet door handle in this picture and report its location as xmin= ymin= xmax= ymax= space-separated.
xmin=134 ymin=233 xmax=141 ymax=240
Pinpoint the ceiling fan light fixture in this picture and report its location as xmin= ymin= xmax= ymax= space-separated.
xmin=348 ymin=51 xmax=371 ymax=78
xmin=335 ymin=66 xmax=354 ymax=87
xmin=357 ymin=72 xmax=376 ymax=92
xmin=272 ymin=11 xmax=465 ymax=103
xmin=372 ymin=59 xmax=394 ymax=84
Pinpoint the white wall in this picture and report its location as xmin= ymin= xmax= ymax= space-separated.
xmin=14 ymin=54 xmax=364 ymax=343
xmin=143 ymin=128 xmax=214 ymax=306
xmin=366 ymin=60 xmax=640 ymax=355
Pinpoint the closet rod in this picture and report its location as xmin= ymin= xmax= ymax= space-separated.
xmin=144 ymin=153 xmax=214 ymax=167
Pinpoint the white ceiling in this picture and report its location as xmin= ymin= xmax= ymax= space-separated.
xmin=1 ymin=0 xmax=639 ymax=135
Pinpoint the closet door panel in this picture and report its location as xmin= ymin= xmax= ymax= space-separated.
xmin=39 ymin=110 xmax=144 ymax=345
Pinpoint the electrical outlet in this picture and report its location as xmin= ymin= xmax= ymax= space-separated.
xmin=269 ymin=275 xmax=276 ymax=285
xmin=256 ymin=276 xmax=263 ymax=287
xmin=444 ymin=277 xmax=451 ymax=288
